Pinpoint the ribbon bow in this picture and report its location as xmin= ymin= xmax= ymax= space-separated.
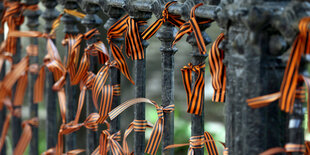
xmin=54 ymin=113 xmax=99 ymax=155
xmin=141 ymin=1 xmax=185 ymax=40
xmin=247 ymin=17 xmax=310 ymax=113
xmin=98 ymin=130 xmax=124 ymax=155
xmin=164 ymin=131 xmax=220 ymax=155
xmin=107 ymin=14 xmax=152 ymax=84
xmin=108 ymin=98 xmax=175 ymax=155
xmin=209 ymin=33 xmax=226 ymax=102
xmin=172 ymin=3 xmax=213 ymax=55
xmin=181 ymin=63 xmax=205 ymax=115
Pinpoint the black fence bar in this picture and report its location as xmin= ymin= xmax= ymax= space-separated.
xmin=10 ymin=0 xmax=22 ymax=149
xmin=188 ymin=12 xmax=211 ymax=155
xmin=41 ymin=0 xmax=59 ymax=150
xmin=132 ymin=11 xmax=152 ymax=155
xmin=157 ymin=4 xmax=177 ymax=155
xmin=81 ymin=1 xmax=102 ymax=154
xmin=61 ymin=0 xmax=80 ymax=151
xmin=101 ymin=2 xmax=124 ymax=143
xmin=24 ymin=0 xmax=41 ymax=154
xmin=0 ymin=1 xmax=6 ymax=154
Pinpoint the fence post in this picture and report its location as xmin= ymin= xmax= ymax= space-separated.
xmin=178 ymin=1 xmax=211 ymax=154
xmin=24 ymin=0 xmax=41 ymax=154
xmin=101 ymin=0 xmax=124 ymax=143
xmin=0 ymin=1 xmax=6 ymax=154
xmin=156 ymin=1 xmax=177 ymax=154
xmin=215 ymin=0 xmax=310 ymax=154
xmin=127 ymin=2 xmax=152 ymax=154
xmin=61 ymin=0 xmax=80 ymax=151
xmin=41 ymin=0 xmax=59 ymax=150
xmin=9 ymin=0 xmax=23 ymax=149
xmin=81 ymin=1 xmax=102 ymax=154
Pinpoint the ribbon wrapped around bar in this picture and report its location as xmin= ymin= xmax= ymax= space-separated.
xmin=181 ymin=63 xmax=205 ymax=115
xmin=123 ymin=120 xmax=153 ymax=155
xmin=172 ymin=3 xmax=213 ymax=55
xmin=108 ymin=98 xmax=174 ymax=155
xmin=209 ymin=33 xmax=226 ymax=102
xmin=164 ymin=131 xmax=220 ymax=155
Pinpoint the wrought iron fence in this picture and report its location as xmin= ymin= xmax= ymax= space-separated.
xmin=0 ymin=0 xmax=310 ymax=155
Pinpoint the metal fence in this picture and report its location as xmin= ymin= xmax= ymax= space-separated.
xmin=0 ymin=0 xmax=310 ymax=155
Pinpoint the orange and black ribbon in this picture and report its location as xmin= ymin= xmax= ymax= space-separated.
xmin=13 ymin=117 xmax=38 ymax=155
xmin=164 ymin=131 xmax=220 ymax=155
xmin=172 ymin=3 xmax=213 ymax=55
xmin=99 ymin=130 xmax=123 ymax=155
xmin=181 ymin=63 xmax=205 ymax=115
xmin=247 ymin=17 xmax=310 ymax=113
xmin=141 ymin=1 xmax=185 ymax=40
xmin=1 ymin=1 xmax=39 ymax=54
xmin=305 ymin=141 xmax=310 ymax=154
xmin=0 ymin=56 xmax=29 ymax=106
xmin=108 ymin=14 xmax=152 ymax=84
xmin=122 ymin=120 xmax=153 ymax=155
xmin=54 ymin=113 xmax=98 ymax=155
xmin=96 ymin=84 xmax=120 ymax=124
xmin=209 ymin=33 xmax=226 ymax=102
xmin=108 ymin=98 xmax=174 ymax=155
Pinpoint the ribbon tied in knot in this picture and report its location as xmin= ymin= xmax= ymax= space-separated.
xmin=181 ymin=63 xmax=205 ymax=115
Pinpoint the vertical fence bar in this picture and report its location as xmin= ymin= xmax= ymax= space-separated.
xmin=0 ymin=1 xmax=6 ymax=154
xmin=10 ymin=0 xmax=22 ymax=149
xmin=61 ymin=0 xmax=80 ymax=151
xmin=102 ymin=4 xmax=124 ymax=142
xmin=186 ymin=1 xmax=210 ymax=154
xmin=131 ymin=8 xmax=152 ymax=155
xmin=41 ymin=0 xmax=59 ymax=150
xmin=81 ymin=1 xmax=102 ymax=154
xmin=24 ymin=0 xmax=41 ymax=154
xmin=157 ymin=18 xmax=177 ymax=155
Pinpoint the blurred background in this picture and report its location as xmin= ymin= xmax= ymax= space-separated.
xmin=3 ymin=2 xmax=225 ymax=155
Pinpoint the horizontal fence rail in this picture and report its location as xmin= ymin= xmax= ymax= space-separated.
xmin=0 ymin=0 xmax=310 ymax=155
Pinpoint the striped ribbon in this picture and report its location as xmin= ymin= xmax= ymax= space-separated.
xmin=306 ymin=141 xmax=310 ymax=154
xmin=172 ymin=3 xmax=213 ymax=55
xmin=0 ymin=57 xmax=29 ymax=152
xmin=1 ymin=1 xmax=38 ymax=54
xmin=164 ymin=131 xmax=220 ymax=155
xmin=247 ymin=17 xmax=310 ymax=113
xmin=107 ymin=14 xmax=150 ymax=84
xmin=123 ymin=120 xmax=153 ymax=155
xmin=181 ymin=63 xmax=205 ymax=115
xmin=54 ymin=113 xmax=99 ymax=155
xmin=209 ymin=33 xmax=226 ymax=102
xmin=0 ymin=56 xmax=29 ymax=107
xmin=108 ymin=98 xmax=175 ymax=155
xmin=13 ymin=117 xmax=38 ymax=155
xmin=141 ymin=1 xmax=185 ymax=40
